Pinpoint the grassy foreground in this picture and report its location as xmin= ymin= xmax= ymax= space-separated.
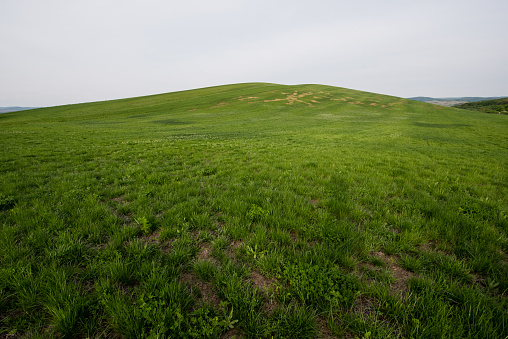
xmin=0 ymin=83 xmax=507 ymax=338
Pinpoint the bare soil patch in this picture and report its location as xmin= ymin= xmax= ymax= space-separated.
xmin=139 ymin=231 xmax=160 ymax=244
xmin=112 ymin=209 xmax=131 ymax=223
xmin=112 ymin=196 xmax=128 ymax=204
xmin=180 ymin=272 xmax=221 ymax=308
xmin=221 ymin=328 xmax=244 ymax=338
xmin=210 ymin=102 xmax=230 ymax=109
xmin=197 ymin=243 xmax=213 ymax=260
xmin=317 ymin=318 xmax=337 ymax=338
xmin=350 ymin=295 xmax=379 ymax=319
xmin=290 ymin=230 xmax=298 ymax=242
xmin=230 ymin=240 xmax=244 ymax=249
xmin=249 ymin=271 xmax=275 ymax=293
xmin=375 ymin=251 xmax=414 ymax=298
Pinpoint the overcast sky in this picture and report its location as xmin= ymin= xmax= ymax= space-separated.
xmin=1 ymin=0 xmax=507 ymax=107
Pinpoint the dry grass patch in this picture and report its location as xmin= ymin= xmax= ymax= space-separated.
xmin=210 ymin=102 xmax=230 ymax=109
xmin=237 ymin=96 xmax=258 ymax=101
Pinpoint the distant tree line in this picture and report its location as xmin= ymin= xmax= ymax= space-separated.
xmin=454 ymin=97 xmax=508 ymax=115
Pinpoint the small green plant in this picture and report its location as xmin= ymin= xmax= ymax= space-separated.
xmin=486 ymin=277 xmax=499 ymax=292
xmin=245 ymin=244 xmax=266 ymax=260
xmin=135 ymin=217 xmax=151 ymax=235
xmin=283 ymin=262 xmax=359 ymax=311
xmin=187 ymin=302 xmax=238 ymax=338
xmin=355 ymin=331 xmax=372 ymax=339
xmin=247 ymin=204 xmax=269 ymax=222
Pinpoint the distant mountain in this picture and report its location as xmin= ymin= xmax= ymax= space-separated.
xmin=0 ymin=107 xmax=39 ymax=113
xmin=454 ymin=97 xmax=508 ymax=115
xmin=408 ymin=96 xmax=506 ymax=107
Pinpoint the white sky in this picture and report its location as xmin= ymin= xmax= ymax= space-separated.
xmin=1 ymin=0 xmax=507 ymax=107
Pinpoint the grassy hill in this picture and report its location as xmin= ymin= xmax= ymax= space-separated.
xmin=454 ymin=97 xmax=508 ymax=115
xmin=1 ymin=83 xmax=507 ymax=338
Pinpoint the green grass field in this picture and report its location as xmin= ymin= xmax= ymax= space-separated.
xmin=1 ymin=83 xmax=507 ymax=338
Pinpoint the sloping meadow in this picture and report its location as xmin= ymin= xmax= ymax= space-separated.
xmin=1 ymin=83 xmax=507 ymax=338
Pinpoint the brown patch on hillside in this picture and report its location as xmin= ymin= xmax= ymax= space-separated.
xmin=139 ymin=231 xmax=160 ymax=244
xmin=290 ymin=231 xmax=298 ymax=242
xmin=197 ymin=243 xmax=213 ymax=260
xmin=375 ymin=252 xmax=414 ymax=298
xmin=112 ymin=209 xmax=131 ymax=223
xmin=210 ymin=102 xmax=230 ymax=109
xmin=370 ymin=103 xmax=378 ymax=106
xmin=237 ymin=96 xmax=258 ymax=101
xmin=221 ymin=328 xmax=244 ymax=338
xmin=230 ymin=240 xmax=244 ymax=249
xmin=418 ymin=242 xmax=432 ymax=252
xmin=317 ymin=318 xmax=337 ymax=338
xmin=112 ymin=196 xmax=128 ymax=204
xmin=159 ymin=239 xmax=173 ymax=253
xmin=264 ymin=91 xmax=316 ymax=107
xmin=261 ymin=299 xmax=280 ymax=316
xmin=188 ymin=108 xmax=197 ymax=111
xmin=417 ymin=241 xmax=453 ymax=256
xmin=249 ymin=271 xmax=275 ymax=293
xmin=350 ymin=295 xmax=379 ymax=319
xmin=248 ymin=270 xmax=280 ymax=315
xmin=180 ymin=272 xmax=221 ymax=307
xmin=225 ymin=240 xmax=244 ymax=261
xmin=110 ymin=196 xmax=131 ymax=223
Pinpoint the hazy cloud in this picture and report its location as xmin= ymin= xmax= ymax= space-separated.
xmin=1 ymin=0 xmax=507 ymax=106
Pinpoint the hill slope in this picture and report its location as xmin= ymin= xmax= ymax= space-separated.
xmin=1 ymin=83 xmax=507 ymax=338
